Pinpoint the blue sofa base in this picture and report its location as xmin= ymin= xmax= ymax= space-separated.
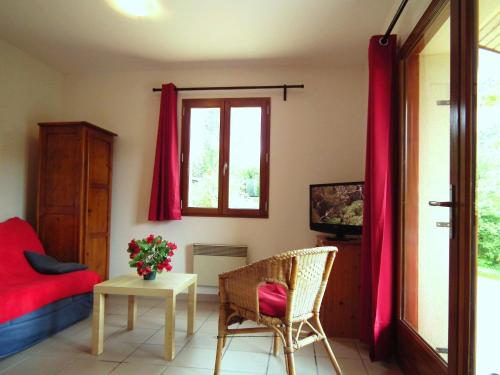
xmin=0 ymin=293 xmax=92 ymax=358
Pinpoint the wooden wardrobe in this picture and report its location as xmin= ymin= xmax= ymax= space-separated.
xmin=37 ymin=122 xmax=117 ymax=280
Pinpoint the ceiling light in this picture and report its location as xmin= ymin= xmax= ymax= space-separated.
xmin=106 ymin=0 xmax=164 ymax=18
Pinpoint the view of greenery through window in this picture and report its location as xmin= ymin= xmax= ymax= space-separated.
xmin=477 ymin=48 xmax=500 ymax=273
xmin=228 ymin=107 xmax=261 ymax=209
xmin=476 ymin=46 xmax=499 ymax=375
xmin=188 ymin=108 xmax=220 ymax=208
xmin=187 ymin=106 xmax=263 ymax=210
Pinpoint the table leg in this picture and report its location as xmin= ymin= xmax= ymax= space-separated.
xmin=164 ymin=294 xmax=176 ymax=360
xmin=91 ymin=292 xmax=105 ymax=355
xmin=127 ymin=295 xmax=137 ymax=331
xmin=188 ymin=280 xmax=197 ymax=335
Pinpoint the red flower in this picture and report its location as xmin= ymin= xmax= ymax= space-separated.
xmin=128 ymin=240 xmax=139 ymax=251
xmin=157 ymin=263 xmax=164 ymax=270
xmin=146 ymin=235 xmax=154 ymax=244
xmin=136 ymin=261 xmax=144 ymax=268
xmin=167 ymin=242 xmax=177 ymax=250
xmin=168 ymin=250 xmax=174 ymax=257
xmin=166 ymin=263 xmax=172 ymax=271
xmin=129 ymin=253 xmax=136 ymax=259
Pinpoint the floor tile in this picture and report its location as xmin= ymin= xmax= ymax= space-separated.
xmin=315 ymin=338 xmax=361 ymax=360
xmin=161 ymin=367 xmax=212 ymax=375
xmin=105 ymin=299 xmax=152 ymax=316
xmin=77 ymin=339 xmax=140 ymax=362
xmin=56 ymin=358 xmax=119 ymax=375
xmin=356 ymin=341 xmax=370 ymax=360
xmin=109 ymin=362 xmax=166 ymax=375
xmin=363 ymin=359 xmax=404 ymax=375
xmin=135 ymin=311 xmax=166 ymax=328
xmin=125 ymin=344 xmax=171 ymax=366
xmin=220 ymin=350 xmax=269 ymax=374
xmin=144 ymin=328 xmax=191 ymax=349
xmin=170 ymin=347 xmax=216 ymax=369
xmin=0 ymin=352 xmax=28 ymax=372
xmin=197 ymin=319 xmax=219 ymax=335
xmin=184 ymin=332 xmax=222 ymax=350
xmin=53 ymin=318 xmax=91 ymax=338
xmin=2 ymin=298 xmax=406 ymax=375
xmin=106 ymin=327 xmax=158 ymax=344
xmin=317 ymin=356 xmax=367 ymax=375
xmin=3 ymin=354 xmax=73 ymax=375
xmin=226 ymin=335 xmax=272 ymax=354
xmin=267 ymin=352 xmax=317 ymax=375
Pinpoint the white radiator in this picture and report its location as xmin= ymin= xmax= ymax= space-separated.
xmin=193 ymin=243 xmax=247 ymax=286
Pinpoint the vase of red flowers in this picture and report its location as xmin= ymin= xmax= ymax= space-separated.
xmin=127 ymin=234 xmax=177 ymax=280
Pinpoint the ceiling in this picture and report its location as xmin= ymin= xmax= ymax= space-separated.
xmin=0 ymin=0 xmax=396 ymax=74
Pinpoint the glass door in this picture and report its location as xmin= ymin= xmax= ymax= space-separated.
xmin=400 ymin=2 xmax=451 ymax=369
xmin=475 ymin=1 xmax=500 ymax=373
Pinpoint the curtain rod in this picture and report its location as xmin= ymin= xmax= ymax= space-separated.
xmin=380 ymin=0 xmax=409 ymax=46
xmin=152 ymin=84 xmax=305 ymax=101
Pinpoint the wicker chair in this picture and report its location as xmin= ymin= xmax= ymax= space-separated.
xmin=214 ymin=246 xmax=342 ymax=375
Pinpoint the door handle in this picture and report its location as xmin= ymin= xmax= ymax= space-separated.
xmin=429 ymin=201 xmax=452 ymax=207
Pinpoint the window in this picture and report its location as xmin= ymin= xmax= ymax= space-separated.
xmin=181 ymin=98 xmax=270 ymax=218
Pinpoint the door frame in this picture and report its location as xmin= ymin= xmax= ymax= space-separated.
xmin=448 ymin=0 xmax=476 ymax=373
xmin=396 ymin=0 xmax=477 ymax=374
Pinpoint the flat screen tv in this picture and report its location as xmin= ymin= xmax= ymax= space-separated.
xmin=310 ymin=181 xmax=364 ymax=240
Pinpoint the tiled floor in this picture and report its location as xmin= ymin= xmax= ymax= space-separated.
xmin=0 ymin=296 xmax=403 ymax=374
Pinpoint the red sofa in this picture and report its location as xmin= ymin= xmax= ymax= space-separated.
xmin=0 ymin=217 xmax=100 ymax=357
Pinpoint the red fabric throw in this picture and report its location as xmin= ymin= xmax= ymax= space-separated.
xmin=258 ymin=283 xmax=287 ymax=317
xmin=148 ymin=83 xmax=181 ymax=221
xmin=0 ymin=217 xmax=100 ymax=324
xmin=359 ymin=35 xmax=397 ymax=361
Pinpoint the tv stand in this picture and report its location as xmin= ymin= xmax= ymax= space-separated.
xmin=316 ymin=234 xmax=361 ymax=338
xmin=324 ymin=234 xmax=358 ymax=241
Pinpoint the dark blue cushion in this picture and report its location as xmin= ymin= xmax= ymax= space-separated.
xmin=24 ymin=251 xmax=87 ymax=274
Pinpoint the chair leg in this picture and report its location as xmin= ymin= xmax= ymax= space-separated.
xmin=214 ymin=335 xmax=224 ymax=375
xmin=284 ymin=325 xmax=296 ymax=375
xmin=273 ymin=333 xmax=280 ymax=356
xmin=214 ymin=303 xmax=227 ymax=375
xmin=321 ymin=339 xmax=342 ymax=375
xmin=313 ymin=315 xmax=342 ymax=375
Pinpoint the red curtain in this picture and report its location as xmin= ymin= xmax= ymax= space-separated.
xmin=360 ymin=35 xmax=397 ymax=361
xmin=148 ymin=83 xmax=181 ymax=221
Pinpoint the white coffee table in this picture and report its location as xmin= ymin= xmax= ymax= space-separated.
xmin=91 ymin=272 xmax=197 ymax=360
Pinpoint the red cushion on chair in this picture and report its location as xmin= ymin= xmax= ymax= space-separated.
xmin=258 ymin=283 xmax=287 ymax=317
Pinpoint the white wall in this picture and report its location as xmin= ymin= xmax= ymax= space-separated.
xmin=62 ymin=65 xmax=368 ymax=288
xmin=0 ymin=39 xmax=63 ymax=224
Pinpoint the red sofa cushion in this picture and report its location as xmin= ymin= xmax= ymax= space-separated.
xmin=0 ymin=217 xmax=100 ymax=324
xmin=0 ymin=217 xmax=45 ymax=279
xmin=258 ymin=283 xmax=287 ymax=318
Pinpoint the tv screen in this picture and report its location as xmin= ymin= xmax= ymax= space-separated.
xmin=310 ymin=182 xmax=364 ymax=239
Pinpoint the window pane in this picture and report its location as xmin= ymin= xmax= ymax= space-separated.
xmin=188 ymin=108 xmax=220 ymax=208
xmin=403 ymin=15 xmax=450 ymax=361
xmin=228 ymin=107 xmax=262 ymax=209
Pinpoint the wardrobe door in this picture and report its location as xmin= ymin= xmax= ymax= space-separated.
xmin=38 ymin=125 xmax=84 ymax=262
xmin=85 ymin=129 xmax=113 ymax=280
